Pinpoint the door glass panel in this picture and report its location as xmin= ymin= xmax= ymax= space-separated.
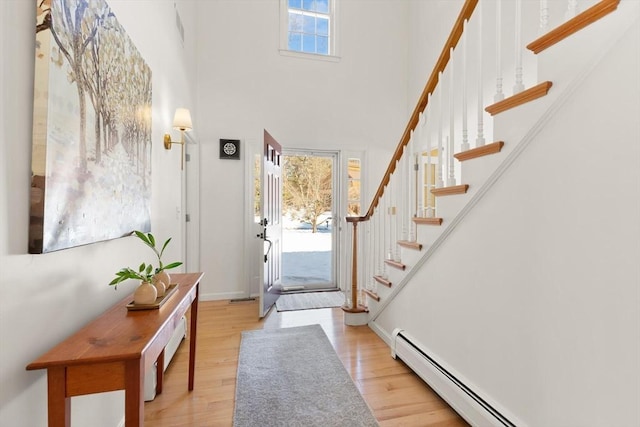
xmin=282 ymin=153 xmax=335 ymax=290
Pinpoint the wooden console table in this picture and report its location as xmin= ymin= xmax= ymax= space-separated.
xmin=26 ymin=272 xmax=204 ymax=427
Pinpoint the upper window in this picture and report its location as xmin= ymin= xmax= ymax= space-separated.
xmin=280 ymin=0 xmax=338 ymax=59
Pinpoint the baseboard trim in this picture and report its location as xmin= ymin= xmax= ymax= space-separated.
xmin=200 ymin=291 xmax=248 ymax=301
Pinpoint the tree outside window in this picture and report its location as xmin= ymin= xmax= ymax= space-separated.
xmin=283 ymin=155 xmax=332 ymax=233
xmin=347 ymin=158 xmax=361 ymax=216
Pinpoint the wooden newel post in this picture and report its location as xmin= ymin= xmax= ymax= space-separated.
xmin=351 ymin=221 xmax=358 ymax=309
xmin=343 ymin=217 xmax=368 ymax=315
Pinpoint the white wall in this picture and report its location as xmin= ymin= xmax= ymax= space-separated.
xmin=0 ymin=1 xmax=197 ymax=425
xmin=374 ymin=14 xmax=640 ymax=427
xmin=406 ymin=0 xmax=463 ymax=111
xmin=194 ymin=0 xmax=409 ymax=300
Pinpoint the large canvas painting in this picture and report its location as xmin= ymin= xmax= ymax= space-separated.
xmin=30 ymin=0 xmax=152 ymax=253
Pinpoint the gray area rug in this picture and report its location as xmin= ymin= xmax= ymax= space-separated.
xmin=275 ymin=291 xmax=345 ymax=312
xmin=233 ymin=325 xmax=379 ymax=427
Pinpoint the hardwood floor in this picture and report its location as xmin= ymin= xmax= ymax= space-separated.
xmin=144 ymin=299 xmax=468 ymax=426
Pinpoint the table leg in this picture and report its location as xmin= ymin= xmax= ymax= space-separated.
xmin=48 ymin=366 xmax=70 ymax=427
xmin=188 ymin=284 xmax=199 ymax=391
xmin=156 ymin=349 xmax=165 ymax=395
xmin=124 ymin=359 xmax=144 ymax=427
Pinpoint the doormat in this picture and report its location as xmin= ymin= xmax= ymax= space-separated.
xmin=275 ymin=291 xmax=344 ymax=312
xmin=233 ymin=325 xmax=379 ymax=426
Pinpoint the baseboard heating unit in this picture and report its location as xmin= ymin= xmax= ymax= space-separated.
xmin=144 ymin=315 xmax=187 ymax=401
xmin=391 ymin=328 xmax=519 ymax=427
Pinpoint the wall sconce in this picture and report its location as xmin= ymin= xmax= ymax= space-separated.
xmin=163 ymin=108 xmax=193 ymax=170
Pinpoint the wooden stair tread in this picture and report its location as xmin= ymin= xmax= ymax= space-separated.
xmin=454 ymin=141 xmax=504 ymax=162
xmin=397 ymin=240 xmax=423 ymax=251
xmin=373 ymin=275 xmax=392 ymax=287
xmin=384 ymin=260 xmax=406 ymax=271
xmin=413 ymin=217 xmax=443 ymax=225
xmin=485 ymin=81 xmax=553 ymax=116
xmin=527 ymin=0 xmax=620 ymax=54
xmin=363 ymin=289 xmax=380 ymax=302
xmin=431 ymin=184 xmax=469 ymax=196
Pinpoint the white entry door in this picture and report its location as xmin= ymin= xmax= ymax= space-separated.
xmin=258 ymin=130 xmax=283 ymax=317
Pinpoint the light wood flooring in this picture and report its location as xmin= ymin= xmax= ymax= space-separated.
xmin=144 ymin=299 xmax=468 ymax=426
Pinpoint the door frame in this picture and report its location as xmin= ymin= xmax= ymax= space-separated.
xmin=243 ymin=138 xmax=261 ymax=300
xmin=244 ymin=146 xmax=367 ymax=302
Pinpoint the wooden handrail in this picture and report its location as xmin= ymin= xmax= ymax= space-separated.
xmin=343 ymin=0 xmax=478 ymax=314
xmin=355 ymin=0 xmax=478 ymax=222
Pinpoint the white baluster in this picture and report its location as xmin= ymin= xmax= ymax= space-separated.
xmin=384 ymin=189 xmax=391 ymax=272
xmin=372 ymin=209 xmax=376 ymax=279
xmin=370 ymin=212 xmax=375 ymax=289
xmin=461 ymin=19 xmax=470 ymax=152
xmin=447 ymin=50 xmax=457 ymax=187
xmin=477 ymin=4 xmax=486 ymax=147
xmin=417 ymin=112 xmax=425 ymax=218
xmin=565 ymin=0 xmax=579 ymax=20
xmin=372 ymin=209 xmax=377 ymax=280
xmin=393 ymin=163 xmax=401 ymax=262
xmin=495 ymin=0 xmax=505 ymax=102
xmin=402 ymin=135 xmax=410 ymax=240
xmin=363 ymin=221 xmax=369 ymax=293
xmin=513 ymin=0 xmax=525 ymax=94
xmin=409 ymin=131 xmax=417 ymax=241
xmin=407 ymin=134 xmax=413 ymax=235
xmin=437 ymin=72 xmax=445 ymax=188
xmin=425 ymin=96 xmax=434 ymax=217
xmin=378 ymin=200 xmax=382 ymax=280
xmin=373 ymin=210 xmax=382 ymax=285
xmin=386 ymin=190 xmax=392 ymax=262
xmin=345 ymin=221 xmax=352 ymax=307
xmin=539 ymin=0 xmax=549 ymax=34
xmin=402 ymin=133 xmax=410 ymax=242
xmin=388 ymin=178 xmax=396 ymax=262
xmin=362 ymin=220 xmax=374 ymax=294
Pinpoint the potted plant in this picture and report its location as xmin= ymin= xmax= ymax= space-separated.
xmin=109 ymin=262 xmax=158 ymax=304
xmin=132 ymin=231 xmax=183 ymax=296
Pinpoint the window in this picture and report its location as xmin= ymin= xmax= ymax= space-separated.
xmin=347 ymin=158 xmax=361 ymax=217
xmin=280 ymin=0 xmax=338 ymax=59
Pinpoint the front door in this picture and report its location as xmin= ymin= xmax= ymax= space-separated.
xmin=259 ymin=130 xmax=283 ymax=317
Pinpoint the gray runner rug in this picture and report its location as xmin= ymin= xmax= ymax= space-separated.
xmin=275 ymin=291 xmax=345 ymax=312
xmin=233 ymin=324 xmax=379 ymax=427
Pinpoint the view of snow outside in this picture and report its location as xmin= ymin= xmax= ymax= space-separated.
xmin=282 ymin=217 xmax=332 ymax=287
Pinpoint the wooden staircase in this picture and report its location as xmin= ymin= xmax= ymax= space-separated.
xmin=343 ymin=0 xmax=624 ymax=321
xmin=350 ymin=0 xmax=638 ymax=424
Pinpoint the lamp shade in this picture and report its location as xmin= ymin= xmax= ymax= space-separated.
xmin=172 ymin=108 xmax=192 ymax=131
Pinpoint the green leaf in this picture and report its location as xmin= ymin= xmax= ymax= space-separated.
xmin=134 ymin=230 xmax=150 ymax=245
xmin=160 ymin=238 xmax=171 ymax=257
xmin=148 ymin=233 xmax=156 ymax=247
xmin=163 ymin=261 xmax=182 ymax=270
xmin=138 ymin=262 xmax=145 ymax=272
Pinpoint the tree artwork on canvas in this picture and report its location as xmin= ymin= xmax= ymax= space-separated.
xmin=30 ymin=0 xmax=152 ymax=253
